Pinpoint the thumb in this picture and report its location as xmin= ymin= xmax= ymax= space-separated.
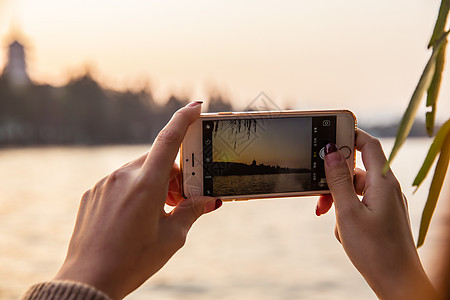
xmin=170 ymin=196 xmax=222 ymax=232
xmin=324 ymin=143 xmax=359 ymax=212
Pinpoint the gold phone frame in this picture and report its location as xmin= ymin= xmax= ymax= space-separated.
xmin=180 ymin=109 xmax=356 ymax=201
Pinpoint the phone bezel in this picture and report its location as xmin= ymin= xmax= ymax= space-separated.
xmin=181 ymin=110 xmax=356 ymax=201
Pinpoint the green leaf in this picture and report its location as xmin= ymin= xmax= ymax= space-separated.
xmin=384 ymin=48 xmax=439 ymax=173
xmin=384 ymin=31 xmax=449 ymax=174
xmin=426 ymin=40 xmax=447 ymax=136
xmin=417 ymin=130 xmax=450 ymax=247
xmin=413 ymin=119 xmax=450 ymax=188
xmin=426 ymin=110 xmax=436 ymax=137
xmin=428 ymin=0 xmax=450 ymax=49
xmin=426 ymin=41 xmax=448 ymax=108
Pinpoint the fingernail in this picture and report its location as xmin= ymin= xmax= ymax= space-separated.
xmin=315 ymin=205 xmax=321 ymax=216
xmin=325 ymin=143 xmax=342 ymax=167
xmin=215 ymin=199 xmax=223 ymax=210
xmin=325 ymin=143 xmax=338 ymax=154
xmin=204 ymin=199 xmax=222 ymax=213
xmin=187 ymin=100 xmax=203 ymax=107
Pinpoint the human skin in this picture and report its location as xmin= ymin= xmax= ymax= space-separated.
xmin=53 ymin=113 xmax=438 ymax=299
xmin=54 ymin=101 xmax=222 ymax=299
xmin=316 ymin=129 xmax=439 ymax=300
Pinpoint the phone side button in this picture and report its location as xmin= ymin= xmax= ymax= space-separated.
xmin=339 ymin=146 xmax=352 ymax=159
xmin=218 ymin=112 xmax=233 ymax=115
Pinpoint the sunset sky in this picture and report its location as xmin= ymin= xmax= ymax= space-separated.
xmin=0 ymin=0 xmax=448 ymax=124
xmin=213 ymin=117 xmax=311 ymax=169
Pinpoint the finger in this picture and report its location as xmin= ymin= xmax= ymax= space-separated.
xmin=324 ymin=143 xmax=360 ymax=212
xmin=402 ymin=194 xmax=412 ymax=228
xmin=402 ymin=193 xmax=409 ymax=210
xmin=120 ymin=151 xmax=149 ymax=170
xmin=354 ymin=168 xmax=366 ymax=196
xmin=316 ymin=194 xmax=334 ymax=216
xmin=168 ymin=196 xmax=222 ymax=233
xmin=141 ymin=101 xmax=202 ymax=187
xmin=167 ymin=164 xmax=183 ymax=206
xmin=334 ymin=225 xmax=341 ymax=243
xmin=167 ymin=191 xmax=178 ymax=207
xmin=356 ymin=129 xmax=390 ymax=174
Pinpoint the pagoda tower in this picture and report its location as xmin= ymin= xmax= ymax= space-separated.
xmin=2 ymin=39 xmax=30 ymax=87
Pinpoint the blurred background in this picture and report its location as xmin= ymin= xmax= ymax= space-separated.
xmin=0 ymin=0 xmax=449 ymax=299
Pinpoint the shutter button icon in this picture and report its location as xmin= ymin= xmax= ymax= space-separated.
xmin=319 ymin=147 xmax=325 ymax=160
xmin=319 ymin=146 xmax=352 ymax=160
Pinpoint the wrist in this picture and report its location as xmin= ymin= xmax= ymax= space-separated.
xmin=368 ymin=251 xmax=439 ymax=300
xmin=54 ymin=262 xmax=120 ymax=300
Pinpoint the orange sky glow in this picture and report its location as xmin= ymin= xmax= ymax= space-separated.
xmin=0 ymin=0 xmax=449 ymax=123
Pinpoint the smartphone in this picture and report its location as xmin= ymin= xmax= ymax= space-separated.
xmin=181 ymin=110 xmax=356 ymax=200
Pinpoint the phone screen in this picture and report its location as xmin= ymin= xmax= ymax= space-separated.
xmin=202 ymin=116 xmax=336 ymax=197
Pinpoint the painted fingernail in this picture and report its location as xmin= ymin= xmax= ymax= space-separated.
xmin=325 ymin=143 xmax=342 ymax=167
xmin=187 ymin=100 xmax=203 ymax=107
xmin=203 ymin=199 xmax=222 ymax=213
xmin=215 ymin=199 xmax=223 ymax=210
xmin=325 ymin=143 xmax=338 ymax=154
xmin=315 ymin=205 xmax=321 ymax=216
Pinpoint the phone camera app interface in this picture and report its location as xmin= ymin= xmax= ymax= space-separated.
xmin=203 ymin=116 xmax=336 ymax=197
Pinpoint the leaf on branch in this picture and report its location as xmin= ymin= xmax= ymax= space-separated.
xmin=426 ymin=111 xmax=436 ymax=137
xmin=413 ymin=119 xmax=450 ymax=189
xmin=383 ymin=46 xmax=441 ymax=174
xmin=428 ymin=0 xmax=450 ymax=49
xmin=417 ymin=130 xmax=450 ymax=247
xmin=426 ymin=40 xmax=447 ymax=136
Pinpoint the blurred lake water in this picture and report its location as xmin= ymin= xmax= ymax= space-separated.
xmin=0 ymin=138 xmax=447 ymax=299
xmin=214 ymin=173 xmax=311 ymax=196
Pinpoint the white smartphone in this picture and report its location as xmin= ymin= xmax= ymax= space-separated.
xmin=181 ymin=110 xmax=356 ymax=201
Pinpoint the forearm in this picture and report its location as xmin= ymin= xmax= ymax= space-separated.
xmin=367 ymin=253 xmax=440 ymax=300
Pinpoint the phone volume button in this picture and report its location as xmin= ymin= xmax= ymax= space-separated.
xmin=218 ymin=112 xmax=233 ymax=115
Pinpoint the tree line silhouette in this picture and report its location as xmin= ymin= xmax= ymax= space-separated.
xmin=0 ymin=67 xmax=431 ymax=147
xmin=211 ymin=161 xmax=311 ymax=176
xmin=0 ymin=73 xmax=233 ymax=146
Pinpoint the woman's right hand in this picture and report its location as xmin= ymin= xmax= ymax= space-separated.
xmin=316 ymin=129 xmax=439 ymax=300
xmin=53 ymin=101 xmax=220 ymax=299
